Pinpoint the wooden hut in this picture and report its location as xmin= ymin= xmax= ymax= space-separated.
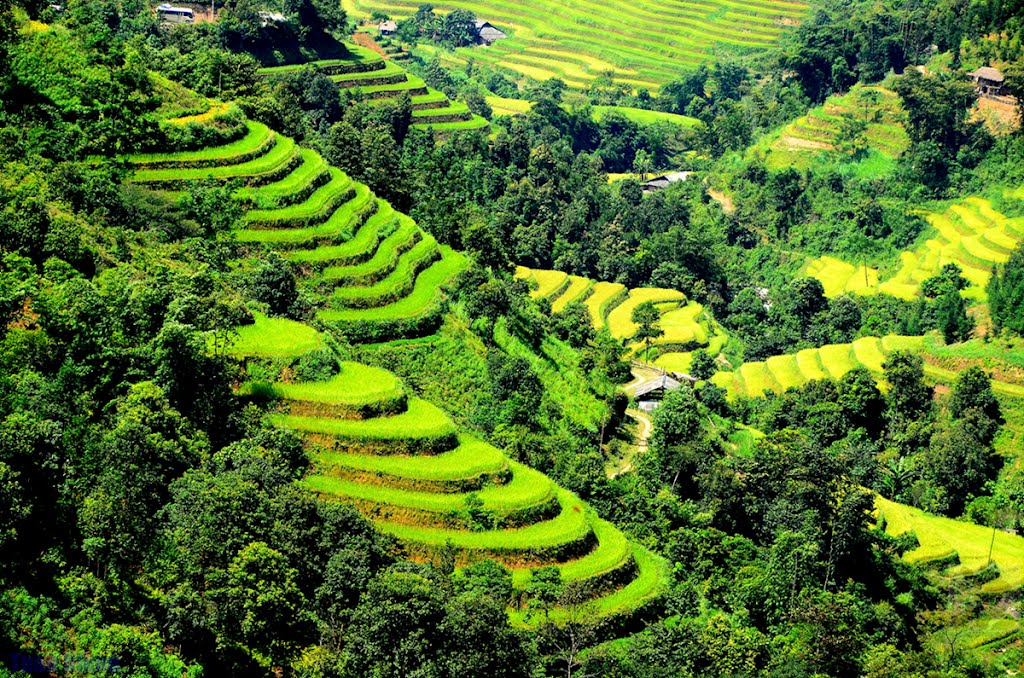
xmin=641 ymin=171 xmax=690 ymax=193
xmin=475 ymin=20 xmax=507 ymax=45
xmin=970 ymin=66 xmax=1005 ymax=96
xmin=634 ymin=375 xmax=682 ymax=411
xmin=378 ymin=20 xmax=397 ymax=36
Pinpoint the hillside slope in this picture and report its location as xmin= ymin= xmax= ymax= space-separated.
xmin=123 ymin=98 xmax=668 ymax=627
xmin=344 ymin=0 xmax=808 ymax=89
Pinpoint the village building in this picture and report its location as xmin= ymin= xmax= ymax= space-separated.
xmin=475 ymin=20 xmax=507 ymax=45
xmin=641 ymin=171 xmax=690 ymax=193
xmin=634 ymin=375 xmax=682 ymax=412
xmin=258 ymin=11 xmax=286 ymax=27
xmin=970 ymin=66 xmax=1005 ymax=96
xmin=378 ymin=19 xmax=397 ymax=36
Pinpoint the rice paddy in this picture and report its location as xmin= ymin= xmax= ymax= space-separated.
xmin=712 ymin=334 xmax=1024 ymax=399
xmin=759 ymin=85 xmax=908 ymax=170
xmin=258 ymin=362 xmax=404 ymax=406
xmin=222 ymin=313 xmax=325 ymax=358
xmin=317 ymin=434 xmax=508 ymax=482
xmin=805 ymin=196 xmax=1024 ymax=301
xmin=346 ymin=0 xmax=807 ymax=88
xmin=876 ymin=495 xmax=1024 ymax=593
xmin=121 ymin=108 xmax=671 ymax=624
xmin=516 ymin=266 xmax=719 ymax=361
xmin=271 ymin=396 xmax=456 ymax=440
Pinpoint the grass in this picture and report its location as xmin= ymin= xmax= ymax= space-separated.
xmin=374 ymin=487 xmax=591 ymax=550
xmin=270 ymin=396 xmax=456 ymax=440
xmin=127 ymin=121 xmax=272 ymax=166
xmin=221 ymin=313 xmax=324 ymax=358
xmin=317 ymin=247 xmax=468 ymax=322
xmin=876 ymin=495 xmax=1024 ymax=593
xmin=493 ymin=317 xmax=610 ymax=431
xmin=317 ymin=434 xmax=507 ymax=481
xmin=304 ymin=460 xmax=554 ymax=514
xmin=255 ymin=362 xmax=403 ymax=406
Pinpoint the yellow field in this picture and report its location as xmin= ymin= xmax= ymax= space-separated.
xmin=876 ymin=495 xmax=1024 ymax=593
xmin=805 ymin=196 xmax=1024 ymax=300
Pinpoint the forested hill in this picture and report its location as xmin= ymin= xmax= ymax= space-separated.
xmin=3 ymin=0 xmax=1024 ymax=675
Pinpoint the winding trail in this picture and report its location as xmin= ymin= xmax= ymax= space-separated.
xmin=608 ymin=367 xmax=659 ymax=478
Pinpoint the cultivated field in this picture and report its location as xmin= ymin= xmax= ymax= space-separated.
xmin=348 ymin=0 xmax=809 ymax=89
xmin=122 ymin=105 xmax=668 ymax=625
xmin=805 ymin=196 xmax=1024 ymax=300
xmin=711 ymin=334 xmax=1024 ymax=399
xmin=256 ymin=43 xmax=489 ymax=134
xmin=758 ymin=85 xmax=908 ymax=170
xmin=877 ymin=495 xmax=1024 ymax=594
xmin=515 ymin=266 xmax=723 ymax=367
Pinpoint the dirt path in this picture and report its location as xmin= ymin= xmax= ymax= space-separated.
xmin=707 ymin=188 xmax=735 ymax=214
xmin=608 ymin=408 xmax=652 ymax=478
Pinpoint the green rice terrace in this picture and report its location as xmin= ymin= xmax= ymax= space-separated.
xmin=757 ymin=85 xmax=909 ymax=170
xmin=256 ymin=43 xmax=489 ymax=134
xmin=804 ymin=195 xmax=1024 ymax=301
xmin=876 ymin=495 xmax=1024 ymax=651
xmin=515 ymin=266 xmax=728 ymax=369
xmin=121 ymin=101 xmax=668 ymax=628
xmin=346 ymin=0 xmax=808 ymax=89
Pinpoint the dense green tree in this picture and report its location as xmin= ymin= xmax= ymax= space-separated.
xmin=252 ymin=253 xmax=299 ymax=316
xmin=631 ymin=301 xmax=663 ymax=361
xmin=689 ymin=350 xmax=716 ymax=380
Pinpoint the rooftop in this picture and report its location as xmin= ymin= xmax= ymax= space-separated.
xmin=635 ymin=375 xmax=682 ymax=398
xmin=971 ymin=66 xmax=1005 ymax=82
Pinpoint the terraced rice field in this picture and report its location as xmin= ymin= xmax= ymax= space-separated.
xmin=876 ymin=495 xmax=1024 ymax=594
xmin=257 ymin=43 xmax=489 ymax=134
xmin=485 ymin=96 xmax=700 ymax=127
xmin=712 ymin=334 xmax=1024 ymax=399
xmin=761 ymin=85 xmax=908 ymax=169
xmin=805 ymin=196 xmax=1024 ymax=301
xmin=516 ymin=266 xmax=720 ymax=365
xmin=347 ymin=0 xmax=808 ymax=89
xmin=122 ymin=105 xmax=668 ymax=624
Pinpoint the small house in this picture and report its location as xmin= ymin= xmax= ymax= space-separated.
xmin=378 ymin=19 xmax=397 ymax=36
xmin=970 ymin=66 xmax=1005 ymax=96
xmin=641 ymin=171 xmax=690 ymax=193
xmin=258 ymin=11 xmax=286 ymax=26
xmin=475 ymin=20 xmax=507 ymax=45
xmin=634 ymin=375 xmax=682 ymax=411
